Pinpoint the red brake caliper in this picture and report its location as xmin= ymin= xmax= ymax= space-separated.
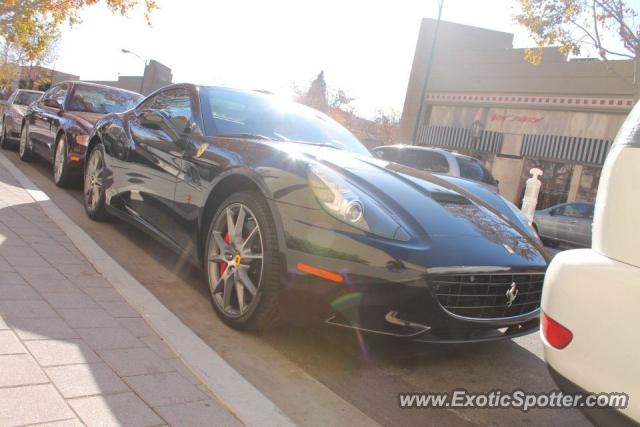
xmin=219 ymin=232 xmax=230 ymax=275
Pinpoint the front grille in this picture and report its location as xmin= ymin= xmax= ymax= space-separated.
xmin=430 ymin=272 xmax=544 ymax=319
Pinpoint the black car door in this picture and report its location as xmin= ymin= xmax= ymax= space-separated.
xmin=31 ymin=84 xmax=67 ymax=159
xmin=124 ymin=88 xmax=192 ymax=240
xmin=28 ymin=87 xmax=54 ymax=152
xmin=173 ymin=88 xmax=229 ymax=256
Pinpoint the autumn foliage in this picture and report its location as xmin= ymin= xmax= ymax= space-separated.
xmin=1 ymin=0 xmax=156 ymax=88
xmin=516 ymin=0 xmax=640 ymax=63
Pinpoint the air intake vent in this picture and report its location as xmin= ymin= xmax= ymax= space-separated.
xmin=430 ymin=272 xmax=544 ymax=319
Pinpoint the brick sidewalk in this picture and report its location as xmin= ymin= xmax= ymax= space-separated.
xmin=0 ymin=161 xmax=242 ymax=426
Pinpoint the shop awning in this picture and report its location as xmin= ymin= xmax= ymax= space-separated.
xmin=521 ymin=134 xmax=612 ymax=165
xmin=417 ymin=126 xmax=503 ymax=154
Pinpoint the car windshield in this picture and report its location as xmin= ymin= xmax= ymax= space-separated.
xmin=456 ymin=156 xmax=497 ymax=185
xmin=14 ymin=91 xmax=42 ymax=106
xmin=68 ymin=85 xmax=141 ymax=114
xmin=201 ymin=87 xmax=370 ymax=156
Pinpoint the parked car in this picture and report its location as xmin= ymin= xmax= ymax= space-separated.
xmin=541 ymin=103 xmax=640 ymax=425
xmin=534 ymin=202 xmax=594 ymax=248
xmin=372 ymin=145 xmax=499 ymax=193
xmin=0 ymin=89 xmax=43 ymax=149
xmin=83 ymin=83 xmax=548 ymax=341
xmin=19 ymin=81 xmax=141 ymax=187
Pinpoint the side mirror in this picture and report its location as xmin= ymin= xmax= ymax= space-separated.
xmin=44 ymin=98 xmax=62 ymax=110
xmin=137 ymin=110 xmax=180 ymax=142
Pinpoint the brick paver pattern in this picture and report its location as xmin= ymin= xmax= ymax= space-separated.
xmin=0 ymin=159 xmax=242 ymax=426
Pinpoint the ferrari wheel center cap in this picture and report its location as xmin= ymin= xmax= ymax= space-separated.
xmin=234 ymin=254 xmax=241 ymax=266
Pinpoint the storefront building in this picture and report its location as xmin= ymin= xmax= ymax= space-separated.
xmin=400 ymin=19 xmax=636 ymax=208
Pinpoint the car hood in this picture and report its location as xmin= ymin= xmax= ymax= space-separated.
xmin=285 ymin=145 xmax=547 ymax=262
xmin=63 ymin=111 xmax=104 ymax=132
xmin=434 ymin=174 xmax=538 ymax=239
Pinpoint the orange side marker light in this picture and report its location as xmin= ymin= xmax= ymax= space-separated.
xmin=296 ymin=263 xmax=343 ymax=283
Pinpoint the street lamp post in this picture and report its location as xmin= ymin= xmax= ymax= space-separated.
xmin=121 ymin=49 xmax=147 ymax=94
xmin=412 ymin=0 xmax=445 ymax=145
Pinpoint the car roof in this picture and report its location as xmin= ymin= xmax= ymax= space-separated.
xmin=373 ymin=144 xmax=449 ymax=153
xmin=549 ymin=201 xmax=595 ymax=208
xmin=56 ymin=80 xmax=142 ymax=97
xmin=151 ymin=83 xmax=285 ymax=99
xmin=450 ymin=152 xmax=482 ymax=162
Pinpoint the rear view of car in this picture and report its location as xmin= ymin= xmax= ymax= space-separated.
xmin=541 ymin=103 xmax=640 ymax=425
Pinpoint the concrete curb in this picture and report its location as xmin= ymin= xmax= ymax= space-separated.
xmin=0 ymin=151 xmax=296 ymax=427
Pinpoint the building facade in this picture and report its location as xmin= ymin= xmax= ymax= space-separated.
xmin=2 ymin=59 xmax=172 ymax=99
xmin=87 ymin=60 xmax=173 ymax=95
xmin=400 ymin=19 xmax=636 ymax=208
xmin=1 ymin=65 xmax=79 ymax=98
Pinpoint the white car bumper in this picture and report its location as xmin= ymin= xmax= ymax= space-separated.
xmin=541 ymin=248 xmax=640 ymax=423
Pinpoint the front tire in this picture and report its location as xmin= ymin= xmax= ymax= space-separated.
xmin=18 ymin=122 xmax=34 ymax=161
xmin=205 ymin=191 xmax=282 ymax=330
xmin=53 ymin=135 xmax=73 ymax=187
xmin=84 ymin=144 xmax=110 ymax=221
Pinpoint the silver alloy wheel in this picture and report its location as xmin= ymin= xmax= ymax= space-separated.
xmin=84 ymin=148 xmax=103 ymax=211
xmin=19 ymin=125 xmax=27 ymax=157
xmin=54 ymin=137 xmax=66 ymax=183
xmin=207 ymin=203 xmax=264 ymax=317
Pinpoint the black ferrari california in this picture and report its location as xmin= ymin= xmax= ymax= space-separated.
xmin=84 ymin=83 xmax=549 ymax=342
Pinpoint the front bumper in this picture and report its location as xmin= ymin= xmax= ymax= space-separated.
xmin=283 ymin=251 xmax=543 ymax=343
xmin=275 ymin=198 xmax=546 ymax=343
xmin=326 ymin=312 xmax=539 ymax=343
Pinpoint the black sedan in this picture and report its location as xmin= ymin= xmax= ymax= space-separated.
xmin=19 ymin=81 xmax=141 ymax=187
xmin=0 ymin=89 xmax=43 ymax=149
xmin=83 ymin=83 xmax=549 ymax=342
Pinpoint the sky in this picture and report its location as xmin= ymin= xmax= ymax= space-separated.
xmin=53 ymin=0 xmax=536 ymax=118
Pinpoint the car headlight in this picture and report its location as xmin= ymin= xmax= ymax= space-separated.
xmin=308 ymin=163 xmax=410 ymax=241
xmin=75 ymin=134 xmax=89 ymax=146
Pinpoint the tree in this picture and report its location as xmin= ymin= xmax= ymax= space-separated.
xmin=329 ymin=88 xmax=355 ymax=112
xmin=515 ymin=0 xmax=640 ymax=64
xmin=373 ymin=109 xmax=400 ymax=145
xmin=296 ymin=71 xmax=329 ymax=112
xmin=293 ymin=71 xmax=400 ymax=147
xmin=0 ymin=0 xmax=157 ymax=89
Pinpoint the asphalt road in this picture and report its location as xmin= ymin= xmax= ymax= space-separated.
xmin=2 ymin=147 xmax=588 ymax=427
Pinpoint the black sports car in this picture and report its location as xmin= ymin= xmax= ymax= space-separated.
xmin=19 ymin=81 xmax=141 ymax=187
xmin=84 ymin=83 xmax=549 ymax=342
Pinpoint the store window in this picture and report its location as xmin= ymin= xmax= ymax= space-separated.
xmin=576 ymin=166 xmax=602 ymax=202
xmin=518 ymin=159 xmax=573 ymax=209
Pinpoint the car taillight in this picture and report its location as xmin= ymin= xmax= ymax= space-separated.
xmin=541 ymin=311 xmax=573 ymax=349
